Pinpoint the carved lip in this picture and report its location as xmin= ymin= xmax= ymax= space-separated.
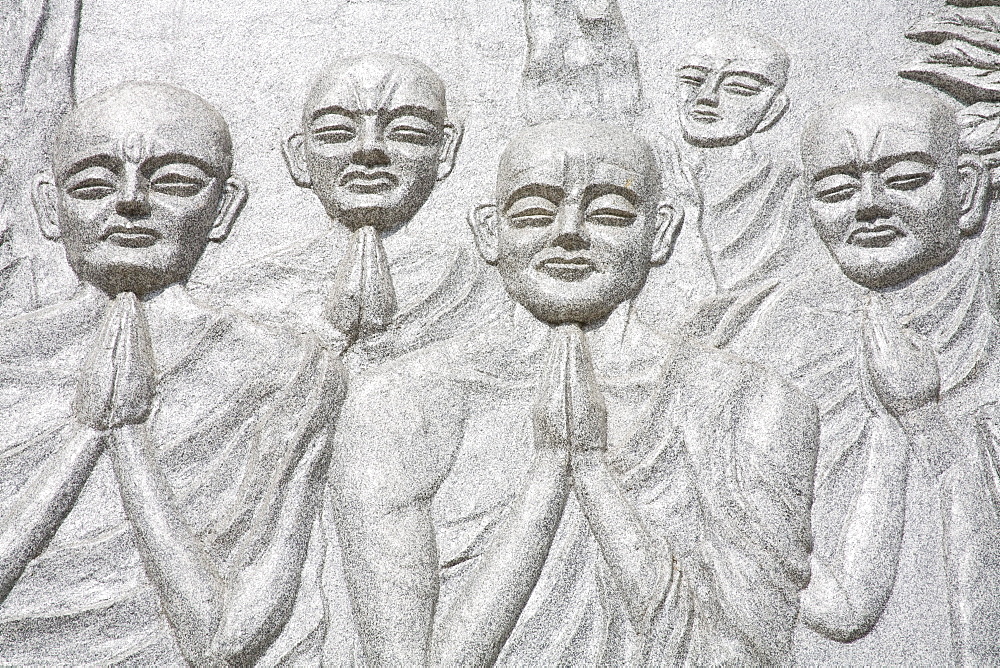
xmin=101 ymin=225 xmax=160 ymax=248
xmin=536 ymin=255 xmax=597 ymax=280
xmin=341 ymin=169 xmax=397 ymax=193
xmin=848 ymin=224 xmax=903 ymax=248
xmin=688 ymin=108 xmax=721 ymax=123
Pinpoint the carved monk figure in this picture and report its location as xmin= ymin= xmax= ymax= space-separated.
xmin=331 ymin=119 xmax=818 ymax=665
xmin=727 ymin=88 xmax=1000 ymax=664
xmin=0 ymin=82 xmax=344 ymax=664
xmin=644 ymin=30 xmax=824 ymax=335
xmin=195 ymin=53 xmax=499 ymax=366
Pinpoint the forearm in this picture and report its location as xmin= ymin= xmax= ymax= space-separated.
xmin=571 ymin=452 xmax=670 ymax=632
xmin=211 ymin=433 xmax=328 ymax=663
xmin=802 ymin=413 xmax=908 ymax=641
xmin=433 ymin=448 xmax=571 ymax=667
xmin=111 ymin=424 xmax=223 ymax=664
xmin=0 ymin=423 xmax=106 ymax=602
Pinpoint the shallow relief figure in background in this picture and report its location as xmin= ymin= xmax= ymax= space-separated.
xmin=0 ymin=82 xmax=345 ymax=664
xmin=642 ymin=30 xmax=828 ymax=343
xmin=195 ymin=53 xmax=502 ymax=368
xmin=331 ymin=119 xmax=818 ymax=665
xmin=726 ymin=88 xmax=1000 ymax=664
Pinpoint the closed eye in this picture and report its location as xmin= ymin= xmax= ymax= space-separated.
xmin=723 ymin=82 xmax=762 ymax=96
xmin=313 ymin=125 xmax=355 ymax=143
xmin=67 ymin=178 xmax=116 ymax=200
xmin=885 ymin=172 xmax=932 ymax=191
xmin=816 ymin=183 xmax=858 ymax=203
xmin=678 ymin=75 xmax=705 ymax=88
xmin=509 ymin=207 xmax=556 ymax=228
xmin=587 ymin=208 xmax=636 ymax=226
xmin=387 ymin=126 xmax=436 ymax=145
xmin=151 ymin=173 xmax=206 ymax=197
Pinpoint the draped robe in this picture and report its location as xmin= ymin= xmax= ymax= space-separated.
xmin=0 ymin=285 xmax=343 ymax=664
xmin=727 ymin=234 xmax=1000 ymax=663
xmin=333 ymin=302 xmax=817 ymax=665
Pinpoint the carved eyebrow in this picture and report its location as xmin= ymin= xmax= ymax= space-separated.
xmin=142 ymin=152 xmax=220 ymax=179
xmin=59 ymin=153 xmax=122 ymax=180
xmin=385 ymin=105 xmax=442 ymax=125
xmin=721 ymin=71 xmax=772 ymax=86
xmin=582 ymin=183 xmax=640 ymax=206
xmin=503 ymin=184 xmax=565 ymax=212
xmin=812 ymin=164 xmax=860 ymax=182
xmin=308 ymin=105 xmax=357 ymax=124
xmin=677 ymin=65 xmax=711 ymax=74
xmin=872 ymin=151 xmax=937 ymax=172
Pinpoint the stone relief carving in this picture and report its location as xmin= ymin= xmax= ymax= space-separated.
xmin=331 ymin=120 xmax=818 ymax=665
xmin=3 ymin=0 xmax=1000 ymax=664
xmin=0 ymin=82 xmax=345 ymax=664
xmin=725 ymin=88 xmax=1000 ymax=663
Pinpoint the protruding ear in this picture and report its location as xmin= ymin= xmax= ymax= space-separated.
xmin=958 ymin=154 xmax=989 ymax=236
xmin=32 ymin=171 xmax=61 ymax=240
xmin=468 ymin=202 xmax=500 ymax=264
xmin=755 ymin=91 xmax=789 ymax=135
xmin=208 ymin=175 xmax=249 ymax=243
xmin=650 ymin=200 xmax=684 ymax=266
xmin=282 ymin=131 xmax=312 ymax=188
xmin=437 ymin=120 xmax=464 ymax=181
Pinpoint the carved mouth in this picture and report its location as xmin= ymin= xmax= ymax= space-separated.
xmin=101 ymin=225 xmax=160 ymax=248
xmin=848 ymin=224 xmax=903 ymax=248
xmin=341 ymin=170 xmax=397 ymax=194
xmin=689 ymin=108 xmax=721 ymax=123
xmin=536 ymin=255 xmax=597 ymax=280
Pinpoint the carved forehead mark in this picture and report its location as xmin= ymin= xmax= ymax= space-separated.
xmin=120 ymin=132 xmax=154 ymax=165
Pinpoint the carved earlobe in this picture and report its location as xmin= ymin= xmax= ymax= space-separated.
xmin=468 ymin=203 xmax=500 ymax=264
xmin=958 ymin=154 xmax=989 ymax=236
xmin=208 ymin=175 xmax=249 ymax=243
xmin=650 ymin=201 xmax=684 ymax=267
xmin=282 ymin=132 xmax=312 ymax=188
xmin=437 ymin=121 xmax=465 ymax=182
xmin=755 ymin=92 xmax=790 ymax=135
xmin=31 ymin=171 xmax=61 ymax=240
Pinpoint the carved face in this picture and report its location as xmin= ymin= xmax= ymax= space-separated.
xmin=676 ymin=33 xmax=788 ymax=148
xmin=484 ymin=123 xmax=671 ymax=324
xmin=802 ymin=96 xmax=979 ymax=290
xmin=44 ymin=84 xmax=242 ymax=296
xmin=293 ymin=56 xmax=459 ymax=232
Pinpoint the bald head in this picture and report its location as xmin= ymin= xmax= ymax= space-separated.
xmin=496 ymin=120 xmax=660 ymax=210
xmin=676 ymin=30 xmax=791 ymax=148
xmin=36 ymin=82 xmax=246 ymax=296
xmin=471 ymin=120 xmax=681 ymax=324
xmin=54 ymin=82 xmax=233 ymax=182
xmin=801 ymin=88 xmax=988 ymax=290
xmin=303 ymin=53 xmax=448 ymax=128
xmin=286 ymin=53 xmax=460 ymax=232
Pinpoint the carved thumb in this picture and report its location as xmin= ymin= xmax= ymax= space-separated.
xmin=357 ymin=225 xmax=397 ymax=338
xmin=861 ymin=307 xmax=940 ymax=417
xmin=74 ymin=293 xmax=157 ymax=429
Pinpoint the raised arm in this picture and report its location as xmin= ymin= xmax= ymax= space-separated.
xmin=431 ymin=325 xmax=582 ymax=667
xmin=0 ymin=292 xmax=150 ymax=603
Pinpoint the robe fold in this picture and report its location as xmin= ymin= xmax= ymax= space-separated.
xmin=727 ymin=233 xmax=1000 ymax=663
xmin=0 ymin=286 xmax=344 ymax=664
xmin=336 ymin=304 xmax=817 ymax=665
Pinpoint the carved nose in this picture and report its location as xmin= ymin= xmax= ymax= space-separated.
xmin=353 ymin=129 xmax=390 ymax=167
xmin=856 ymin=177 xmax=891 ymax=223
xmin=695 ymin=87 xmax=720 ymax=107
xmin=552 ymin=208 xmax=589 ymax=251
xmin=115 ymin=173 xmax=151 ymax=218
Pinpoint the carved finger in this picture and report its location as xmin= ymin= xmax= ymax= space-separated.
xmin=357 ymin=225 xmax=397 ymax=338
xmin=327 ymin=228 xmax=365 ymax=346
xmin=861 ymin=306 xmax=940 ymax=416
xmin=108 ymin=292 xmax=157 ymax=427
xmin=563 ymin=324 xmax=607 ymax=453
xmin=533 ymin=327 xmax=571 ymax=450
